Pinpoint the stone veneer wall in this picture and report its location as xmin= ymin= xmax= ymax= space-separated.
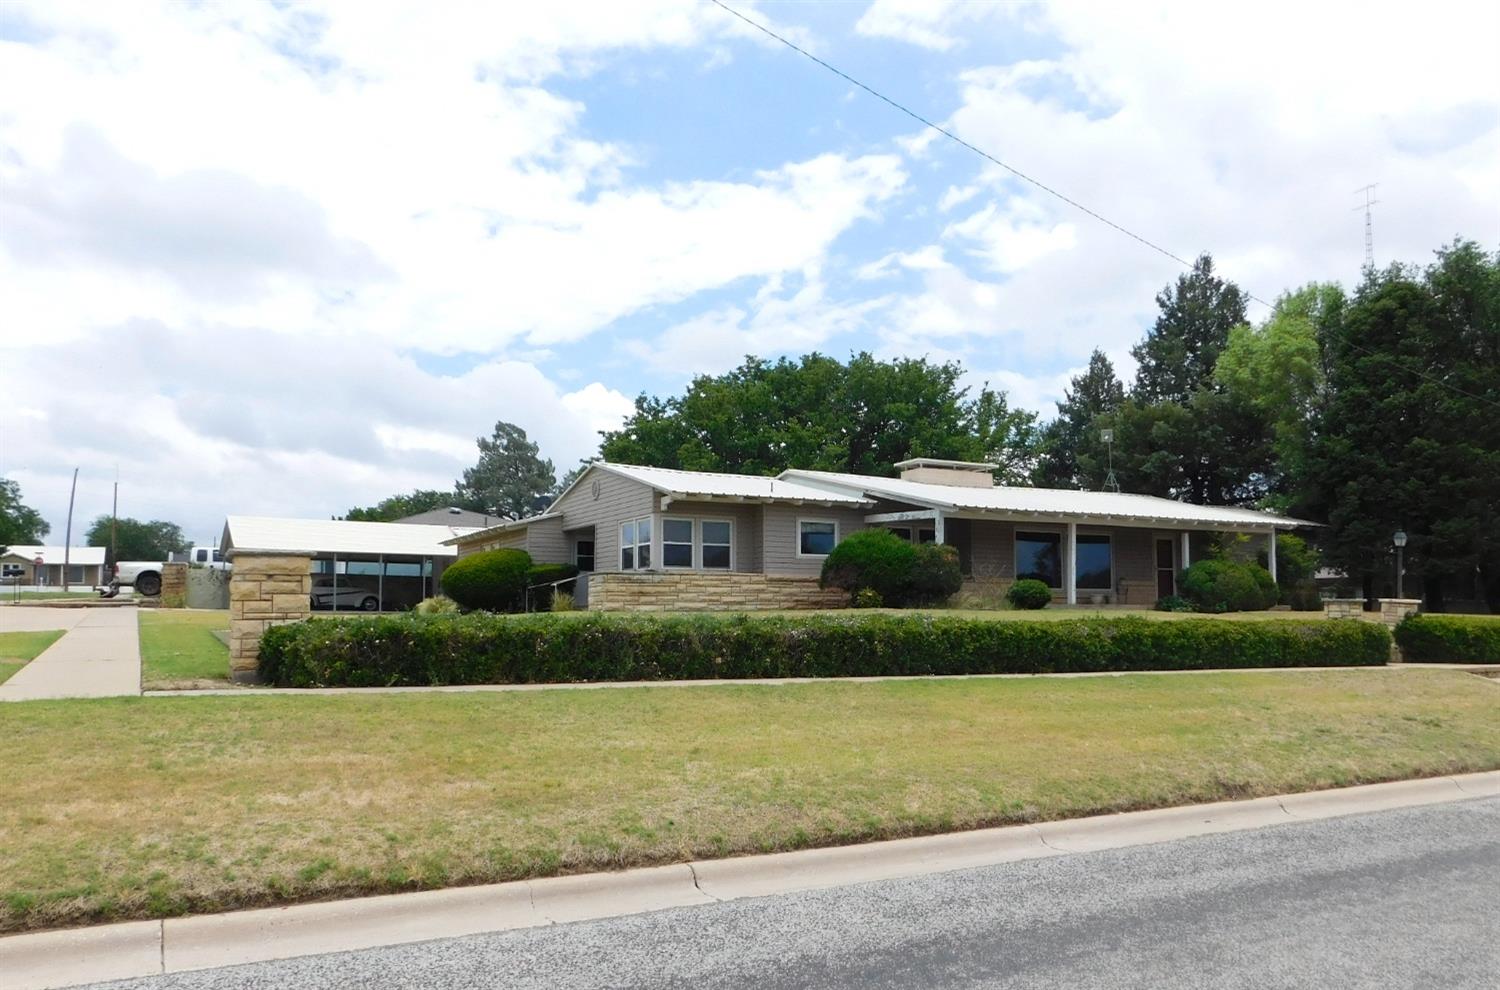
xmin=961 ymin=577 xmax=1158 ymax=607
xmin=587 ymin=572 xmax=848 ymax=612
xmin=229 ymin=552 xmax=312 ymax=682
xmin=1323 ymin=597 xmax=1422 ymax=628
xmin=160 ymin=562 xmax=188 ymax=608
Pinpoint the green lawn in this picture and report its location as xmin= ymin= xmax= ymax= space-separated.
xmin=139 ymin=611 xmax=231 ymax=688
xmin=1 ymin=668 xmax=1496 ymax=932
xmin=0 ymin=630 xmax=64 ymax=684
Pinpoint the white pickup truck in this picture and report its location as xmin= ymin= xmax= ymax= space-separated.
xmin=105 ymin=546 xmax=228 ymax=598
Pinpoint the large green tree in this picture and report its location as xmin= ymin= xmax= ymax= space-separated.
xmin=0 ymin=478 xmax=50 ymax=549
xmin=1035 ymin=349 xmax=1125 ymax=488
xmin=1305 ymin=241 xmax=1500 ymax=610
xmin=599 ymin=353 xmax=1039 ymax=479
xmin=456 ymin=421 xmax=556 ymax=520
xmin=345 ymin=489 xmax=482 ymax=522
xmin=1215 ymin=283 xmax=1343 ymax=512
xmin=1131 ymin=253 xmax=1248 ymax=403
xmin=85 ymin=516 xmax=189 ymax=561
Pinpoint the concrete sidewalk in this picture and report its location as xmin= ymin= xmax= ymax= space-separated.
xmin=0 ymin=606 xmax=141 ymax=701
xmin=4 ymin=771 xmax=1497 ymax=990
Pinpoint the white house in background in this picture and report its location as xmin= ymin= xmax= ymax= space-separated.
xmin=447 ymin=459 xmax=1314 ymax=611
xmin=0 ymin=545 xmax=108 ymax=587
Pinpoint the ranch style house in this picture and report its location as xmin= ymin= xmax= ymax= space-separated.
xmin=447 ymin=459 xmax=1311 ymax=611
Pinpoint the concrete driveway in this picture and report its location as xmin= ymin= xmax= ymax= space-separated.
xmin=0 ymin=606 xmax=141 ymax=701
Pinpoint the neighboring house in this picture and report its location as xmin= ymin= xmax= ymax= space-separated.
xmin=447 ymin=459 xmax=1314 ymax=611
xmin=0 ymin=545 xmax=108 ymax=587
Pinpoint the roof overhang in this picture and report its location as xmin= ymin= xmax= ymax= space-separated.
xmin=443 ymin=512 xmax=561 ymax=546
xmin=659 ymin=491 xmax=875 ymax=509
xmin=864 ymin=507 xmax=1311 ymax=532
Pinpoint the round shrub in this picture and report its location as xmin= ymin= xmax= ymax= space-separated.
xmin=1007 ymin=579 xmax=1052 ymax=610
xmin=820 ymin=529 xmax=918 ymax=604
xmin=852 ymin=587 xmax=884 ymax=608
xmin=1178 ymin=559 xmax=1277 ymax=612
xmin=910 ymin=543 xmax=962 ymax=606
xmin=440 ymin=548 xmax=533 ymax=612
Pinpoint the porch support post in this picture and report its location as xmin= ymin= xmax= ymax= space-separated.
xmin=933 ymin=510 xmax=945 ymax=545
xmin=1181 ymin=531 xmax=1190 ymax=570
xmin=1267 ymin=528 xmax=1277 ymax=583
xmin=1065 ymin=521 xmax=1077 ymax=606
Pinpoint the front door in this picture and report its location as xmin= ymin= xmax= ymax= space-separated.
xmin=1156 ymin=539 xmax=1176 ymax=598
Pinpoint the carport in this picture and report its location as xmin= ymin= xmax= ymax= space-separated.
xmin=220 ymin=516 xmax=481 ymax=612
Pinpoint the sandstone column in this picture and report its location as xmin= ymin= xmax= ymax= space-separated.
xmin=228 ymin=552 xmax=312 ymax=682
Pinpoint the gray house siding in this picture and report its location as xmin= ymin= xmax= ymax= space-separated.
xmin=761 ymin=503 xmax=869 ymax=577
xmin=525 ymin=516 xmax=569 ymax=565
xmin=549 ymin=467 xmax=657 ymax=573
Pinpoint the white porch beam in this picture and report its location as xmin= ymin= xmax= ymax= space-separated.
xmin=933 ymin=510 xmax=945 ymax=545
xmin=1065 ymin=522 xmax=1077 ymax=606
xmin=1268 ymin=528 xmax=1278 ymax=583
xmin=1181 ymin=531 xmax=1191 ymax=570
xmin=863 ymin=509 xmax=941 ymax=524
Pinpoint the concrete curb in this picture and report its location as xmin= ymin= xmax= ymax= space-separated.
xmin=3 ymin=770 xmax=1497 ymax=990
xmin=142 ymin=663 xmax=1500 ymax=698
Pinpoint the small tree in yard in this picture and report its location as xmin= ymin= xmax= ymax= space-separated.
xmin=440 ymin=549 xmax=533 ymax=612
xmin=820 ymin=529 xmax=918 ymax=605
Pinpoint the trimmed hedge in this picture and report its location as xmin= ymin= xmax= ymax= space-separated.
xmin=257 ymin=612 xmax=1392 ymax=688
xmin=1394 ymin=614 xmax=1500 ymax=662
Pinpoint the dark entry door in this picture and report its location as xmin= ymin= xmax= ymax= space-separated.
xmin=1156 ymin=539 xmax=1176 ymax=598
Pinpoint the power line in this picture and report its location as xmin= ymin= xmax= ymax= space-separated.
xmin=708 ymin=0 xmax=1499 ymax=412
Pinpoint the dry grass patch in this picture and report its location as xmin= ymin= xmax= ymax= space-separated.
xmin=1 ymin=668 xmax=1497 ymax=932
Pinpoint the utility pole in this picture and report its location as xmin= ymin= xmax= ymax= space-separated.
xmin=63 ymin=468 xmax=79 ymax=593
xmin=1353 ymin=183 xmax=1379 ymax=270
xmin=111 ymin=468 xmax=119 ymax=573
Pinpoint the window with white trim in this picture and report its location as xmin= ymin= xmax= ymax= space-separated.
xmin=663 ymin=518 xmax=694 ymax=568
xmin=701 ymin=520 xmax=733 ymax=569
xmin=798 ymin=519 xmax=837 ymax=557
xmin=1015 ymin=530 xmax=1062 ymax=588
xmin=621 ymin=520 xmax=650 ymax=570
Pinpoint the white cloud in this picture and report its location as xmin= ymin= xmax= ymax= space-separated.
xmin=0 ymin=322 xmax=632 ymax=538
xmin=854 ymin=0 xmax=1020 ymax=52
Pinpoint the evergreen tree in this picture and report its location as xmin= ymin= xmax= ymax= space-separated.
xmin=1131 ymin=253 xmax=1247 ymax=403
xmin=1035 ymin=349 xmax=1125 ymax=488
xmin=456 ymin=422 xmax=556 ymax=520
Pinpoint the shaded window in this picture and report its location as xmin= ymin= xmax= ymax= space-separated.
xmin=385 ymin=562 xmax=421 ymax=577
xmin=1015 ymin=531 xmax=1062 ymax=587
xmin=663 ymin=518 xmax=694 ymax=568
xmin=702 ymin=520 xmax=732 ymax=570
xmin=195 ymin=549 xmax=208 ymax=563
xmin=888 ymin=527 xmax=912 ymax=541
xmin=918 ymin=528 xmax=936 ymax=544
xmin=620 ymin=521 xmax=636 ymax=570
xmin=799 ymin=520 xmax=837 ymax=556
xmin=1076 ymin=534 xmax=1112 ymax=590
xmin=345 ymin=560 xmax=382 ymax=576
xmin=575 ymin=539 xmax=595 ymax=572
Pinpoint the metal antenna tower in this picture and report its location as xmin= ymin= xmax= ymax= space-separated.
xmin=1100 ymin=429 xmax=1121 ymax=493
xmin=1353 ymin=183 xmax=1379 ymax=269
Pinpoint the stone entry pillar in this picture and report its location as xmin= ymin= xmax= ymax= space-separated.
xmin=160 ymin=562 xmax=188 ymax=608
xmin=228 ymin=552 xmax=312 ymax=682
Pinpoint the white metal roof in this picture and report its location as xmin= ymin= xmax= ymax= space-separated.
xmin=221 ymin=517 xmax=481 ymax=559
xmin=589 ymin=463 xmax=873 ymax=506
xmin=0 ymin=545 xmax=107 ymax=566
xmin=780 ymin=470 xmax=1316 ymax=530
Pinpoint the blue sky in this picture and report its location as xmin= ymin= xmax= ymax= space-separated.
xmin=2 ymin=0 xmax=1497 ymax=540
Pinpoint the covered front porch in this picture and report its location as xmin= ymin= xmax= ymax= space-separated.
xmin=864 ymin=509 xmax=1282 ymax=607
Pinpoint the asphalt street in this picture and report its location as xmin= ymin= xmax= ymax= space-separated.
xmin=91 ymin=797 xmax=1500 ymax=990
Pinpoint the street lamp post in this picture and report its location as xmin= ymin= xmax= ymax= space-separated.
xmin=1392 ymin=530 xmax=1407 ymax=599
